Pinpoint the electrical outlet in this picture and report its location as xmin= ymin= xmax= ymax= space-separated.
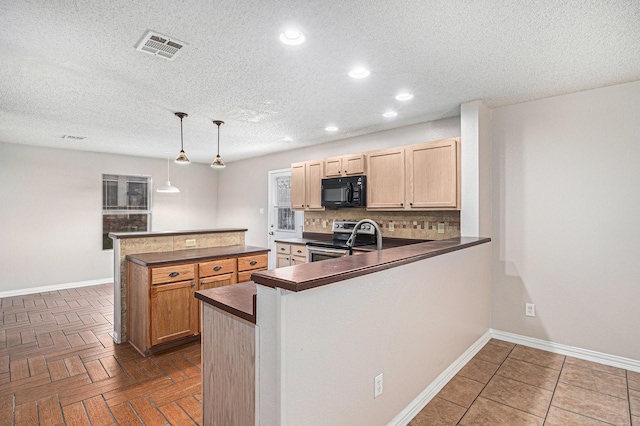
xmin=388 ymin=222 xmax=394 ymax=232
xmin=525 ymin=303 xmax=535 ymax=317
xmin=374 ymin=373 xmax=383 ymax=398
xmin=259 ymin=208 xmax=265 ymax=215
xmin=438 ymin=222 xmax=445 ymax=234
xmin=322 ymin=220 xmax=327 ymax=228
xmin=185 ymin=239 xmax=196 ymax=248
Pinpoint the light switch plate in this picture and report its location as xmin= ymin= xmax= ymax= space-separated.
xmin=185 ymin=239 xmax=196 ymax=247
xmin=437 ymin=223 xmax=445 ymax=234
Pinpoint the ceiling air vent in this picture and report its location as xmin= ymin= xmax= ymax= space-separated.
xmin=134 ymin=30 xmax=187 ymax=61
xmin=62 ymin=134 xmax=86 ymax=140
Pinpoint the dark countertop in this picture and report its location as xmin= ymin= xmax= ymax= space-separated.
xmin=275 ymin=233 xmax=429 ymax=251
xmin=195 ymin=282 xmax=257 ymax=324
xmin=109 ymin=228 xmax=247 ymax=240
xmin=126 ymin=245 xmax=269 ymax=267
xmin=252 ymin=237 xmax=490 ymax=292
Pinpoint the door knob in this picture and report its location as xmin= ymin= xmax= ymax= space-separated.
xmin=268 ymin=231 xmax=274 ymax=235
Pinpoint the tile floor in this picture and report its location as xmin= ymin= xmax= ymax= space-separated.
xmin=409 ymin=339 xmax=639 ymax=426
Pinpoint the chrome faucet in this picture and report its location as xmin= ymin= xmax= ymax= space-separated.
xmin=346 ymin=219 xmax=383 ymax=251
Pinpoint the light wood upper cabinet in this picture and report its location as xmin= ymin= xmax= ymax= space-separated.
xmin=290 ymin=162 xmax=306 ymax=210
xmin=366 ymin=147 xmax=405 ymax=209
xmin=406 ymin=139 xmax=460 ymax=209
xmin=324 ymin=153 xmax=366 ymax=177
xmin=366 ymin=138 xmax=460 ymax=211
xmin=291 ymin=160 xmax=325 ymax=211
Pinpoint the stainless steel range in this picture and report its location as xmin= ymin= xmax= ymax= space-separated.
xmin=306 ymin=220 xmax=377 ymax=262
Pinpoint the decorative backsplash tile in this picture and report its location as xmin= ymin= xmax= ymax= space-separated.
xmin=304 ymin=209 xmax=460 ymax=240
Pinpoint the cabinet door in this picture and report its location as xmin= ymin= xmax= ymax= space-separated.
xmin=366 ymin=147 xmax=405 ymax=209
xmin=276 ymin=253 xmax=291 ymax=268
xmin=343 ymin=153 xmax=366 ymax=175
xmin=305 ymin=160 xmax=324 ymax=210
xmin=291 ymin=162 xmax=306 ymax=210
xmin=406 ymin=139 xmax=460 ymax=209
xmin=150 ymin=280 xmax=197 ymax=346
xmin=291 ymin=255 xmax=306 ymax=265
xmin=324 ymin=157 xmax=343 ymax=178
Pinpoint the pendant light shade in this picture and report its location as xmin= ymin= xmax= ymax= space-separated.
xmin=174 ymin=112 xmax=190 ymax=164
xmin=211 ymin=120 xmax=226 ymax=169
xmin=157 ymin=157 xmax=180 ymax=193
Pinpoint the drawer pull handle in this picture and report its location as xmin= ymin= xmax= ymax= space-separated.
xmin=280 ymin=247 xmax=285 ymax=251
xmin=249 ymin=260 xmax=258 ymax=265
xmin=169 ymin=272 xmax=180 ymax=277
xmin=296 ymin=249 xmax=302 ymax=253
xmin=200 ymin=280 xmax=205 ymax=285
xmin=191 ymin=282 xmax=195 ymax=287
xmin=213 ymin=266 xmax=222 ymax=271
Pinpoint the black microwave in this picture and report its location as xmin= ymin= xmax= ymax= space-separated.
xmin=321 ymin=175 xmax=366 ymax=208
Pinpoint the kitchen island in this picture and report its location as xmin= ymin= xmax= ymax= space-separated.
xmin=196 ymin=236 xmax=491 ymax=425
xmin=109 ymin=228 xmax=250 ymax=344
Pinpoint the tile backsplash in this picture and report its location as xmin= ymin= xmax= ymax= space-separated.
xmin=304 ymin=208 xmax=460 ymax=240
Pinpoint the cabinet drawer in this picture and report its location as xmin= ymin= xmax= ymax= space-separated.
xmin=200 ymin=273 xmax=236 ymax=290
xmin=237 ymin=269 xmax=266 ymax=283
xmin=237 ymin=254 xmax=268 ymax=272
xmin=276 ymin=243 xmax=290 ymax=255
xmin=198 ymin=258 xmax=237 ymax=278
xmin=290 ymin=244 xmax=307 ymax=257
xmin=151 ymin=264 xmax=195 ymax=285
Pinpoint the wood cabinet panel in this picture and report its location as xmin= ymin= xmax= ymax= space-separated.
xmin=150 ymin=280 xmax=197 ymax=346
xmin=198 ymin=258 xmax=237 ymax=278
xmin=290 ymin=243 xmax=307 ymax=258
xmin=150 ymin=264 xmax=195 ymax=285
xmin=200 ymin=273 xmax=237 ymax=290
xmin=366 ymin=147 xmax=405 ymax=209
xmin=276 ymin=243 xmax=291 ymax=255
xmin=324 ymin=153 xmax=366 ymax=177
xmin=291 ymin=162 xmax=306 ymax=210
xmin=406 ymin=139 xmax=459 ymax=209
xmin=291 ymin=256 xmax=306 ymax=266
xmin=237 ymin=254 xmax=268 ymax=272
xmin=291 ymin=160 xmax=324 ymax=211
xmin=306 ymin=160 xmax=324 ymax=210
xmin=276 ymin=253 xmax=291 ymax=268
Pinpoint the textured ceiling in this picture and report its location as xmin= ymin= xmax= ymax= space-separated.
xmin=1 ymin=1 xmax=639 ymax=164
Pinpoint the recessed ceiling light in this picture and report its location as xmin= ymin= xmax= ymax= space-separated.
xmin=282 ymin=136 xmax=293 ymax=142
xmin=280 ymin=29 xmax=306 ymax=45
xmin=325 ymin=126 xmax=338 ymax=132
xmin=348 ymin=67 xmax=370 ymax=79
xmin=382 ymin=111 xmax=398 ymax=118
xmin=395 ymin=93 xmax=414 ymax=101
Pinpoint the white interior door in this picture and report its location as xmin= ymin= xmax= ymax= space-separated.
xmin=267 ymin=169 xmax=303 ymax=269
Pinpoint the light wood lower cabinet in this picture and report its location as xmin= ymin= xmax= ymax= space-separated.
xmin=275 ymin=242 xmax=307 ymax=267
xmin=127 ymin=251 xmax=267 ymax=355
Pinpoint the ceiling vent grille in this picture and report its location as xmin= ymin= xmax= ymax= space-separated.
xmin=62 ymin=134 xmax=86 ymax=140
xmin=134 ymin=30 xmax=187 ymax=61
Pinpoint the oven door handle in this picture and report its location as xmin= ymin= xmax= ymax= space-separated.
xmin=346 ymin=183 xmax=353 ymax=203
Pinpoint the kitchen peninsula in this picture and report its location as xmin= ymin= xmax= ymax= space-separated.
xmin=196 ymin=236 xmax=491 ymax=425
xmin=108 ymin=228 xmax=268 ymax=346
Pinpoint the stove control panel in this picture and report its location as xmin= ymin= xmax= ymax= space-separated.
xmin=332 ymin=220 xmax=377 ymax=236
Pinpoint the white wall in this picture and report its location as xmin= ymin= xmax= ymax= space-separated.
xmin=216 ymin=117 xmax=461 ymax=246
xmin=0 ymin=143 xmax=218 ymax=293
xmin=491 ymin=80 xmax=640 ymax=360
xmin=256 ymin=243 xmax=491 ymax=425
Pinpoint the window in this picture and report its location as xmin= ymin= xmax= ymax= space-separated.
xmin=275 ymin=176 xmax=295 ymax=231
xmin=102 ymin=174 xmax=151 ymax=249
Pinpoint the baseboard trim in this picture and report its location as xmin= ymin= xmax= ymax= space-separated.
xmin=388 ymin=330 xmax=492 ymax=426
xmin=491 ymin=329 xmax=640 ymax=373
xmin=0 ymin=278 xmax=113 ymax=299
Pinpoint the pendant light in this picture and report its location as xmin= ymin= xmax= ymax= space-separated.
xmin=211 ymin=120 xmax=226 ymax=169
xmin=157 ymin=157 xmax=180 ymax=193
xmin=174 ymin=112 xmax=190 ymax=164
